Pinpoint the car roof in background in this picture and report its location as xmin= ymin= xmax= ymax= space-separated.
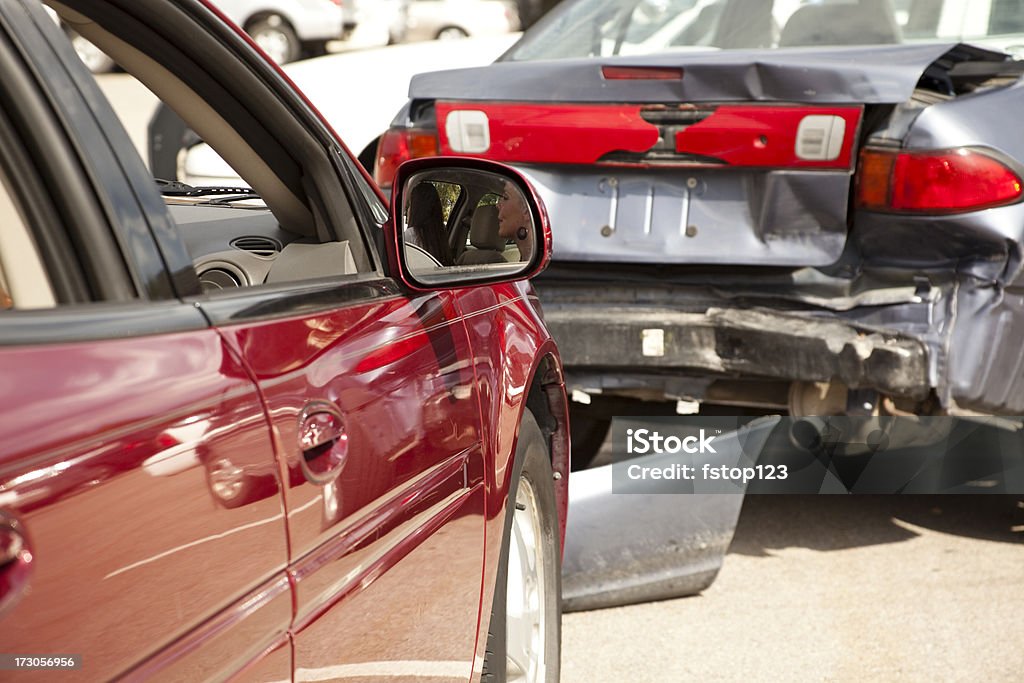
xmin=279 ymin=33 xmax=520 ymax=155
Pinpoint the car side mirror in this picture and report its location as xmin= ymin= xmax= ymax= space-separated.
xmin=386 ymin=157 xmax=551 ymax=290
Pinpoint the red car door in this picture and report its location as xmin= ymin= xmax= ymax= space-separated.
xmin=0 ymin=6 xmax=292 ymax=679
xmin=0 ymin=328 xmax=293 ymax=681
xmin=211 ymin=281 xmax=486 ymax=680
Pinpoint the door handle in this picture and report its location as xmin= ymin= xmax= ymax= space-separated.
xmin=0 ymin=512 xmax=33 ymax=616
xmin=298 ymin=402 xmax=349 ymax=484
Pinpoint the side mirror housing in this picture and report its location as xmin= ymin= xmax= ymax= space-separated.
xmin=385 ymin=157 xmax=552 ymax=290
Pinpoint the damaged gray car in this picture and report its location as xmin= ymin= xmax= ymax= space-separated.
xmin=376 ymin=0 xmax=1024 ymax=468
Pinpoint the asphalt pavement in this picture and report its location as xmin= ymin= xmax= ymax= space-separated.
xmin=563 ymin=494 xmax=1023 ymax=682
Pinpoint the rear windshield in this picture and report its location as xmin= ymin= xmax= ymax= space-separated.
xmin=504 ymin=0 xmax=1024 ymax=60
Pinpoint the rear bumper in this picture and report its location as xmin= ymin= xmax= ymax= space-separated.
xmin=543 ymin=302 xmax=931 ymax=400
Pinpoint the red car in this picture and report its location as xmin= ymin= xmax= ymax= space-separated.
xmin=0 ymin=1 xmax=567 ymax=681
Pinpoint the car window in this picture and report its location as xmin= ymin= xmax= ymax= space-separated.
xmin=895 ymin=0 xmax=1024 ymax=46
xmin=49 ymin=6 xmax=379 ymax=297
xmin=0 ymin=166 xmax=54 ymax=310
xmin=506 ymin=0 xmax=1024 ymax=59
xmin=988 ymin=0 xmax=1024 ymax=35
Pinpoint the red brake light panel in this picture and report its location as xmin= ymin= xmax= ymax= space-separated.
xmin=434 ymin=101 xmax=863 ymax=169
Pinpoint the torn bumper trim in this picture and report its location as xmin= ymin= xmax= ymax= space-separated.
xmin=544 ymin=304 xmax=930 ymax=399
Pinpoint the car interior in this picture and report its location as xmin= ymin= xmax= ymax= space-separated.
xmin=0 ymin=168 xmax=55 ymax=309
xmin=45 ymin=0 xmax=377 ymax=295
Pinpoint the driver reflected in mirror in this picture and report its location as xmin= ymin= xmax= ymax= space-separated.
xmin=497 ymin=180 xmax=536 ymax=263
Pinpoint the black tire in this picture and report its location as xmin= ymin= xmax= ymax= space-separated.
xmin=568 ymin=408 xmax=610 ymax=471
xmin=301 ymin=40 xmax=329 ymax=59
xmin=482 ymin=410 xmax=561 ymax=682
xmin=246 ymin=15 xmax=301 ymax=64
xmin=436 ymin=26 xmax=470 ymax=40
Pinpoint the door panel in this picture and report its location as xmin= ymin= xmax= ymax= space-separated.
xmin=217 ymin=285 xmax=486 ymax=678
xmin=0 ymin=327 xmax=291 ymax=681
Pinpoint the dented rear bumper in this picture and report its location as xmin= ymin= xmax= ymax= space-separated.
xmin=544 ymin=301 xmax=931 ymax=400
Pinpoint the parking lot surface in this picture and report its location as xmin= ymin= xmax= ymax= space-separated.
xmin=564 ymin=495 xmax=1023 ymax=682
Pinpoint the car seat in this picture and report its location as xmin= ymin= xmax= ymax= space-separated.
xmin=457 ymin=205 xmax=507 ymax=265
xmin=779 ymin=1 xmax=901 ymax=47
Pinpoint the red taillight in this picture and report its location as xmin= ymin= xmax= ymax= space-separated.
xmin=373 ymin=127 xmax=439 ymax=191
xmin=857 ymin=147 xmax=1023 ymax=213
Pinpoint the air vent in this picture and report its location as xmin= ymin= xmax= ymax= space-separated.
xmin=198 ymin=268 xmax=242 ymax=293
xmin=230 ymin=236 xmax=281 ymax=258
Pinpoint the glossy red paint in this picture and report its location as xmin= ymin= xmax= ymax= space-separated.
xmin=381 ymin=156 xmax=565 ymax=679
xmin=434 ymin=101 xmax=863 ymax=169
xmin=674 ymin=104 xmax=863 ymax=169
xmin=435 ymin=101 xmax=660 ymax=164
xmin=0 ymin=331 xmax=291 ymax=681
xmin=454 ymin=280 xmax=568 ymax=679
xmin=216 ymin=290 xmax=487 ymax=675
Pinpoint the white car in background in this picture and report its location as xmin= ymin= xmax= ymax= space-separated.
xmin=53 ymin=0 xmax=354 ymax=71
xmin=162 ymin=33 xmax=521 ymax=187
xmin=404 ymin=0 xmax=519 ymax=41
xmin=194 ymin=0 xmax=355 ymax=63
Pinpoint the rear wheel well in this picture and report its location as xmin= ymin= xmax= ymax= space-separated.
xmin=526 ymin=353 xmax=567 ymax=473
xmin=435 ymin=25 xmax=469 ymax=39
xmin=243 ymin=12 xmax=295 ymax=33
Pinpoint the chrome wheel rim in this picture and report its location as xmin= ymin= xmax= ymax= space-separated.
xmin=252 ymin=29 xmax=292 ymax=64
xmin=506 ymin=477 xmax=547 ymax=683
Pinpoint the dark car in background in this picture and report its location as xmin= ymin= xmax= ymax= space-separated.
xmin=0 ymin=1 xmax=567 ymax=680
xmin=376 ymin=0 xmax=1024 ymax=467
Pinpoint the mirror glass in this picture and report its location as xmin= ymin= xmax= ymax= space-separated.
xmin=401 ymin=169 xmax=538 ymax=284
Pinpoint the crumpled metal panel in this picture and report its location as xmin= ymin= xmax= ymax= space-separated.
xmin=411 ymin=43 xmax=973 ymax=104
xmin=541 ymin=302 xmax=931 ymax=398
xmin=561 ymin=418 xmax=779 ymax=611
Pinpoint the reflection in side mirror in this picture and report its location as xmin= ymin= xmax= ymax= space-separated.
xmin=397 ymin=165 xmax=543 ymax=287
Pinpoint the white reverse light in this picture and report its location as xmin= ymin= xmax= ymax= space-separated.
xmin=445 ymin=110 xmax=491 ymax=153
xmin=795 ymin=115 xmax=846 ymax=161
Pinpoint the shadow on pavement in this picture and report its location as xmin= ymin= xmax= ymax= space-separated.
xmin=728 ymin=495 xmax=1023 ymax=558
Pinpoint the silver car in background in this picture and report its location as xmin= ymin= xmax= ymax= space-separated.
xmin=404 ymin=0 xmax=519 ymax=41
xmin=209 ymin=0 xmax=353 ymax=62
xmin=55 ymin=0 xmax=353 ymax=70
